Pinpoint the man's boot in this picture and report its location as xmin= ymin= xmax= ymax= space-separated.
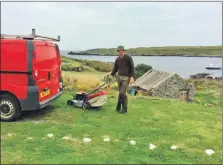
xmin=116 ymin=95 xmax=121 ymax=112
xmin=122 ymin=96 xmax=128 ymax=114
xmin=119 ymin=95 xmax=127 ymax=114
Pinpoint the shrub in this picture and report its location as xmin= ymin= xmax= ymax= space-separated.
xmin=135 ymin=63 xmax=152 ymax=79
xmin=74 ymin=59 xmax=113 ymax=72
xmin=135 ymin=63 xmax=152 ymax=72
xmin=61 ymin=63 xmax=84 ymax=72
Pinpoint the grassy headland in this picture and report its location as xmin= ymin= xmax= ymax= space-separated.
xmin=69 ymin=46 xmax=222 ymax=57
xmin=1 ymin=56 xmax=222 ymax=164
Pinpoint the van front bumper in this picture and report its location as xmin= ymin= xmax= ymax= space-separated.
xmin=20 ymin=86 xmax=63 ymax=111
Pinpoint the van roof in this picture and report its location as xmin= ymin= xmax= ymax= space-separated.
xmin=1 ymin=39 xmax=57 ymax=46
xmin=1 ymin=28 xmax=60 ymax=42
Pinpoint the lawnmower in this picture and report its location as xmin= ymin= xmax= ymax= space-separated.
xmin=66 ymin=74 xmax=116 ymax=109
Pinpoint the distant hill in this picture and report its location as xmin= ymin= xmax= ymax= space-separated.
xmin=66 ymin=46 xmax=222 ymax=57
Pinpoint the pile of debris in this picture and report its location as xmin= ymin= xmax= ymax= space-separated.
xmin=130 ymin=69 xmax=196 ymax=102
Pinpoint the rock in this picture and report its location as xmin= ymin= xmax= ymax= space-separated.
xmin=170 ymin=145 xmax=178 ymax=150
xmin=149 ymin=143 xmax=156 ymax=150
xmin=47 ymin=133 xmax=54 ymax=138
xmin=215 ymin=77 xmax=222 ymax=81
xmin=190 ymin=73 xmax=210 ymax=79
xmin=24 ymin=137 xmax=33 ymax=141
xmin=133 ymin=70 xmax=195 ymax=101
xmin=7 ymin=133 xmax=13 ymax=137
xmin=103 ymin=138 xmax=110 ymax=142
xmin=205 ymin=149 xmax=215 ymax=156
xmin=129 ymin=140 xmax=136 ymax=145
xmin=62 ymin=136 xmax=72 ymax=140
xmin=83 ymin=138 xmax=91 ymax=143
xmin=213 ymin=93 xmax=220 ymax=98
xmin=187 ymin=83 xmax=196 ymax=102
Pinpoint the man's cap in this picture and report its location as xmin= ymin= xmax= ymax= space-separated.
xmin=117 ymin=45 xmax=125 ymax=51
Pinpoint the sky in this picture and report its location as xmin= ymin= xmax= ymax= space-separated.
xmin=1 ymin=1 xmax=222 ymax=51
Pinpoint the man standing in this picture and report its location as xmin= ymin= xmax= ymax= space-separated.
xmin=110 ymin=45 xmax=135 ymax=114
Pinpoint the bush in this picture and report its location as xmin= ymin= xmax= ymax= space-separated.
xmin=135 ymin=64 xmax=152 ymax=79
xmin=61 ymin=56 xmax=113 ymax=72
xmin=135 ymin=63 xmax=152 ymax=72
xmin=74 ymin=59 xmax=113 ymax=72
xmin=61 ymin=63 xmax=84 ymax=72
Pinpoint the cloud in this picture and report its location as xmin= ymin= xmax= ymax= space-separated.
xmin=1 ymin=2 xmax=222 ymax=50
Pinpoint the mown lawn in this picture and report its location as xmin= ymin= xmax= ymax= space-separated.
xmin=1 ymin=89 xmax=222 ymax=164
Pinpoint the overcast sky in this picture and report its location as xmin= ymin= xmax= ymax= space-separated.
xmin=2 ymin=2 xmax=222 ymax=51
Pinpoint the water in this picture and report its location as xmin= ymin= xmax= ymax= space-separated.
xmin=61 ymin=51 xmax=222 ymax=79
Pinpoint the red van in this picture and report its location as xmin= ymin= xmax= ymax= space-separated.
xmin=0 ymin=29 xmax=63 ymax=121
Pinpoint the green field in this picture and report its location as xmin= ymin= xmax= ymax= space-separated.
xmin=81 ymin=46 xmax=222 ymax=56
xmin=1 ymin=68 xmax=222 ymax=164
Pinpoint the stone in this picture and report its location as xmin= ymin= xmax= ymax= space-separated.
xmin=83 ymin=138 xmax=91 ymax=143
xmin=62 ymin=136 xmax=72 ymax=140
xmin=170 ymin=145 xmax=178 ymax=150
xmin=7 ymin=133 xmax=13 ymax=137
xmin=149 ymin=143 xmax=156 ymax=150
xmin=132 ymin=70 xmax=195 ymax=101
xmin=103 ymin=138 xmax=110 ymax=142
xmin=47 ymin=133 xmax=54 ymax=138
xmin=24 ymin=137 xmax=33 ymax=141
xmin=205 ymin=149 xmax=215 ymax=156
xmin=213 ymin=93 xmax=220 ymax=98
xmin=129 ymin=140 xmax=136 ymax=145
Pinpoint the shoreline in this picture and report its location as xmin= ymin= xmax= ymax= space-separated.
xmin=64 ymin=54 xmax=222 ymax=58
xmin=61 ymin=56 xmax=222 ymax=80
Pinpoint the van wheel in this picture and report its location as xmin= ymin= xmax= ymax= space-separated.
xmin=0 ymin=94 xmax=21 ymax=122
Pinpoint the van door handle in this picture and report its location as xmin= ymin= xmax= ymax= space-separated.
xmin=43 ymin=88 xmax=48 ymax=91
xmin=48 ymin=72 xmax=51 ymax=80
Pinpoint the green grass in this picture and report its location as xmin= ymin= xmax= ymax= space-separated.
xmin=1 ymin=71 xmax=222 ymax=164
xmin=187 ymin=79 xmax=222 ymax=107
xmin=83 ymin=46 xmax=222 ymax=56
xmin=1 ymin=90 xmax=222 ymax=164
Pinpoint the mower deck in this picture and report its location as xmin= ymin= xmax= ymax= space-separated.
xmin=67 ymin=74 xmax=116 ymax=110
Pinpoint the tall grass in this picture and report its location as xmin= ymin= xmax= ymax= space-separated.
xmin=63 ymin=76 xmax=100 ymax=92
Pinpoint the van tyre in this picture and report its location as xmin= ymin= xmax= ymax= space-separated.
xmin=0 ymin=94 xmax=21 ymax=122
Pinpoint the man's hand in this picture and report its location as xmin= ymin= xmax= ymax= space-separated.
xmin=129 ymin=77 xmax=134 ymax=85
xmin=106 ymin=71 xmax=112 ymax=77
